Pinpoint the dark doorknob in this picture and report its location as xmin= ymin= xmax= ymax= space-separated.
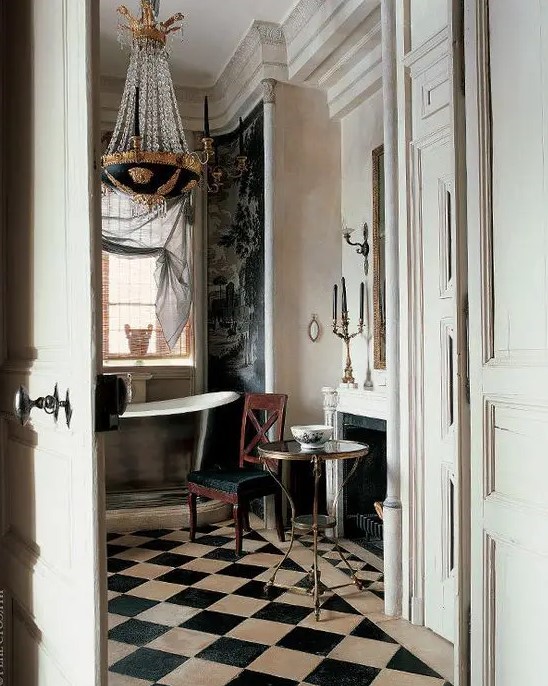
xmin=14 ymin=384 xmax=72 ymax=428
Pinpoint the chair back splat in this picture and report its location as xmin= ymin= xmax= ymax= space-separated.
xmin=239 ymin=393 xmax=287 ymax=468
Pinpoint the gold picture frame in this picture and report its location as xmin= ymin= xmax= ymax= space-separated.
xmin=372 ymin=144 xmax=386 ymax=369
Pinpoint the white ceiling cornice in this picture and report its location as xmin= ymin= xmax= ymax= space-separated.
xmin=282 ymin=0 xmax=324 ymax=44
xmin=100 ymin=0 xmax=381 ymax=131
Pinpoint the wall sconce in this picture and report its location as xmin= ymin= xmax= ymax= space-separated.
xmin=343 ymin=221 xmax=370 ymax=276
xmin=203 ymin=105 xmax=249 ymax=195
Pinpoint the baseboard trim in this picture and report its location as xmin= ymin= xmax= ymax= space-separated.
xmin=106 ymin=500 xmax=231 ymax=533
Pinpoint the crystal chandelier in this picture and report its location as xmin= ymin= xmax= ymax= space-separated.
xmin=102 ymin=0 xmax=211 ymax=214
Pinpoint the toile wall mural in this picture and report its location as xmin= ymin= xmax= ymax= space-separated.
xmin=207 ymin=104 xmax=265 ymax=392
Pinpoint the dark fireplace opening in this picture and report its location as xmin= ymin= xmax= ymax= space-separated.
xmin=341 ymin=413 xmax=387 ymax=557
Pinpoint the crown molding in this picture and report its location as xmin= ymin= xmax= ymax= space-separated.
xmin=100 ymin=0 xmax=382 ymax=131
xmin=283 ymin=0 xmax=324 ymax=44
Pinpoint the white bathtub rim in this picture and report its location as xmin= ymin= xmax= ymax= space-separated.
xmin=123 ymin=390 xmax=240 ymax=418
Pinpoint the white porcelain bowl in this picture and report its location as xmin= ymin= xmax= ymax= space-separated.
xmin=291 ymin=425 xmax=333 ymax=450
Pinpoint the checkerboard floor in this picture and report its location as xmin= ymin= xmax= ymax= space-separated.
xmin=107 ymin=520 xmax=452 ymax=686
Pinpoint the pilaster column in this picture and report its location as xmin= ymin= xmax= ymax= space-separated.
xmin=262 ymin=79 xmax=277 ymax=530
xmin=262 ymin=78 xmax=276 ymax=394
xmin=381 ymin=0 xmax=403 ymax=617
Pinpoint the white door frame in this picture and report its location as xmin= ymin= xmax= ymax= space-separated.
xmin=397 ymin=1 xmax=471 ymax=682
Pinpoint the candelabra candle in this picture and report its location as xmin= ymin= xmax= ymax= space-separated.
xmin=333 ymin=284 xmax=338 ymax=321
xmin=332 ymin=306 xmax=363 ymax=386
xmin=359 ymin=282 xmax=364 ymax=321
xmin=341 ymin=277 xmax=348 ymax=313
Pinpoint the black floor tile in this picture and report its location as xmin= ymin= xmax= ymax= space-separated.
xmin=351 ymin=617 xmax=398 ymax=643
xmin=137 ymin=538 xmax=182 ymax=552
xmin=257 ymin=543 xmax=284 ymax=556
xmin=107 ymin=532 xmax=121 ymax=541
xmin=277 ymin=626 xmax=343 ymax=656
xmin=108 ymin=618 xmax=170 ymax=646
xmin=108 ymin=595 xmax=159 ymax=617
xmin=243 ymin=529 xmax=266 ymax=541
xmin=252 ymin=602 xmax=312 ymax=625
xmin=235 ymin=580 xmax=285 ymax=601
xmin=157 ymin=568 xmax=208 ymax=586
xmin=196 ymin=636 xmax=268 ymax=668
xmin=387 ymin=647 xmax=441 ymax=678
xmin=148 ymin=552 xmax=194 ymax=567
xmin=229 ymin=670 xmax=298 ymax=686
xmin=305 ymin=658 xmax=380 ymax=686
xmin=108 ymin=574 xmax=148 ymax=594
xmin=279 ymin=558 xmax=304 ymax=572
xmin=110 ymin=647 xmax=186 ymax=682
xmin=220 ymin=563 xmax=268 ymax=579
xmin=165 ymin=587 xmax=225 ymax=609
xmin=195 ymin=535 xmax=235 ymax=547
xmin=107 ymin=544 xmax=129 ymax=556
xmin=320 ymin=594 xmax=361 ymax=615
xmin=180 ymin=609 xmax=245 ymax=635
xmin=133 ymin=529 xmax=174 ymax=538
xmin=204 ymin=548 xmax=243 ymax=562
xmin=108 ymin=557 xmax=137 ymax=574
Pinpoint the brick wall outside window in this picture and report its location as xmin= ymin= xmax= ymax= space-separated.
xmin=102 ymin=252 xmax=191 ymax=361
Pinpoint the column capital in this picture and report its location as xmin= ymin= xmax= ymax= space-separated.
xmin=261 ymin=78 xmax=277 ymax=104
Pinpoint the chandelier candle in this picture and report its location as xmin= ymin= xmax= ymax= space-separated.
xmin=332 ymin=280 xmax=364 ymax=387
xmin=204 ymin=96 xmax=210 ymax=138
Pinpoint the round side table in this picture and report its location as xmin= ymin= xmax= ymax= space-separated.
xmin=258 ymin=439 xmax=369 ymax=620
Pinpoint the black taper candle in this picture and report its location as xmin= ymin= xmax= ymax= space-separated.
xmin=333 ymin=284 xmax=338 ymax=321
xmin=204 ymin=96 xmax=210 ymax=137
xmin=134 ymin=87 xmax=140 ymax=138
xmin=239 ymin=117 xmax=244 ymax=155
xmin=341 ymin=277 xmax=348 ymax=313
xmin=359 ymin=282 xmax=364 ymax=320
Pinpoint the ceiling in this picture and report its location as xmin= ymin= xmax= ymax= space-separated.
xmin=100 ymin=0 xmax=297 ymax=88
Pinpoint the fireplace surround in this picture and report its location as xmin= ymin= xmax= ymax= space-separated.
xmin=322 ymin=386 xmax=388 ymax=551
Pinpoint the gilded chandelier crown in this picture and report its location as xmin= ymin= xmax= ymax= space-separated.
xmin=118 ymin=0 xmax=184 ymax=46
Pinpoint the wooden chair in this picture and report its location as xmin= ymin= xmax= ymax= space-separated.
xmin=187 ymin=393 xmax=287 ymax=555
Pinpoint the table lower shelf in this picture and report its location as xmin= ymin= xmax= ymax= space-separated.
xmin=294 ymin=513 xmax=336 ymax=531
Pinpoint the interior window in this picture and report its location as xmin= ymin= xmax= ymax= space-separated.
xmin=102 ymin=252 xmax=192 ymax=363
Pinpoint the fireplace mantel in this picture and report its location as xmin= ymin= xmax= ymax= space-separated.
xmin=326 ymin=387 xmax=388 ymax=422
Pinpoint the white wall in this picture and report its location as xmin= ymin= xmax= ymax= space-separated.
xmin=273 ymin=83 xmax=342 ymax=428
xmin=341 ymin=89 xmax=384 ymax=389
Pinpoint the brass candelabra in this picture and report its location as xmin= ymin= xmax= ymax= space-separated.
xmin=332 ymin=312 xmax=363 ymax=386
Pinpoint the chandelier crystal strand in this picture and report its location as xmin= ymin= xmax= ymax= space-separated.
xmin=102 ymin=0 xmax=205 ymax=212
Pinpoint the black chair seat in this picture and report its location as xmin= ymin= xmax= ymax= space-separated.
xmin=187 ymin=468 xmax=274 ymax=495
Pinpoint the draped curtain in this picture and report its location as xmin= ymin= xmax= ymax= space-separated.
xmin=101 ymin=192 xmax=193 ymax=349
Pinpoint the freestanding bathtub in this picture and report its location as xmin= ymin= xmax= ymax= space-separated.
xmin=106 ymin=391 xmax=241 ymax=530
xmin=106 ymin=390 xmax=241 ymax=508
xmin=122 ymin=390 xmax=241 ymax=472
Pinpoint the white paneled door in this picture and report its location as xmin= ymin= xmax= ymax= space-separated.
xmin=0 ymin=1 xmax=104 ymax=685
xmin=466 ymin=0 xmax=548 ymax=683
xmin=421 ymin=133 xmax=456 ymax=643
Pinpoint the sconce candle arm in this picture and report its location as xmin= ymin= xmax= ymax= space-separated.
xmin=343 ymin=222 xmax=370 ymax=276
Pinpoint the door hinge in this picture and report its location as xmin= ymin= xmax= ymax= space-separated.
xmin=95 ymin=374 xmax=128 ymax=432
xmin=463 ymin=295 xmax=470 ymax=404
